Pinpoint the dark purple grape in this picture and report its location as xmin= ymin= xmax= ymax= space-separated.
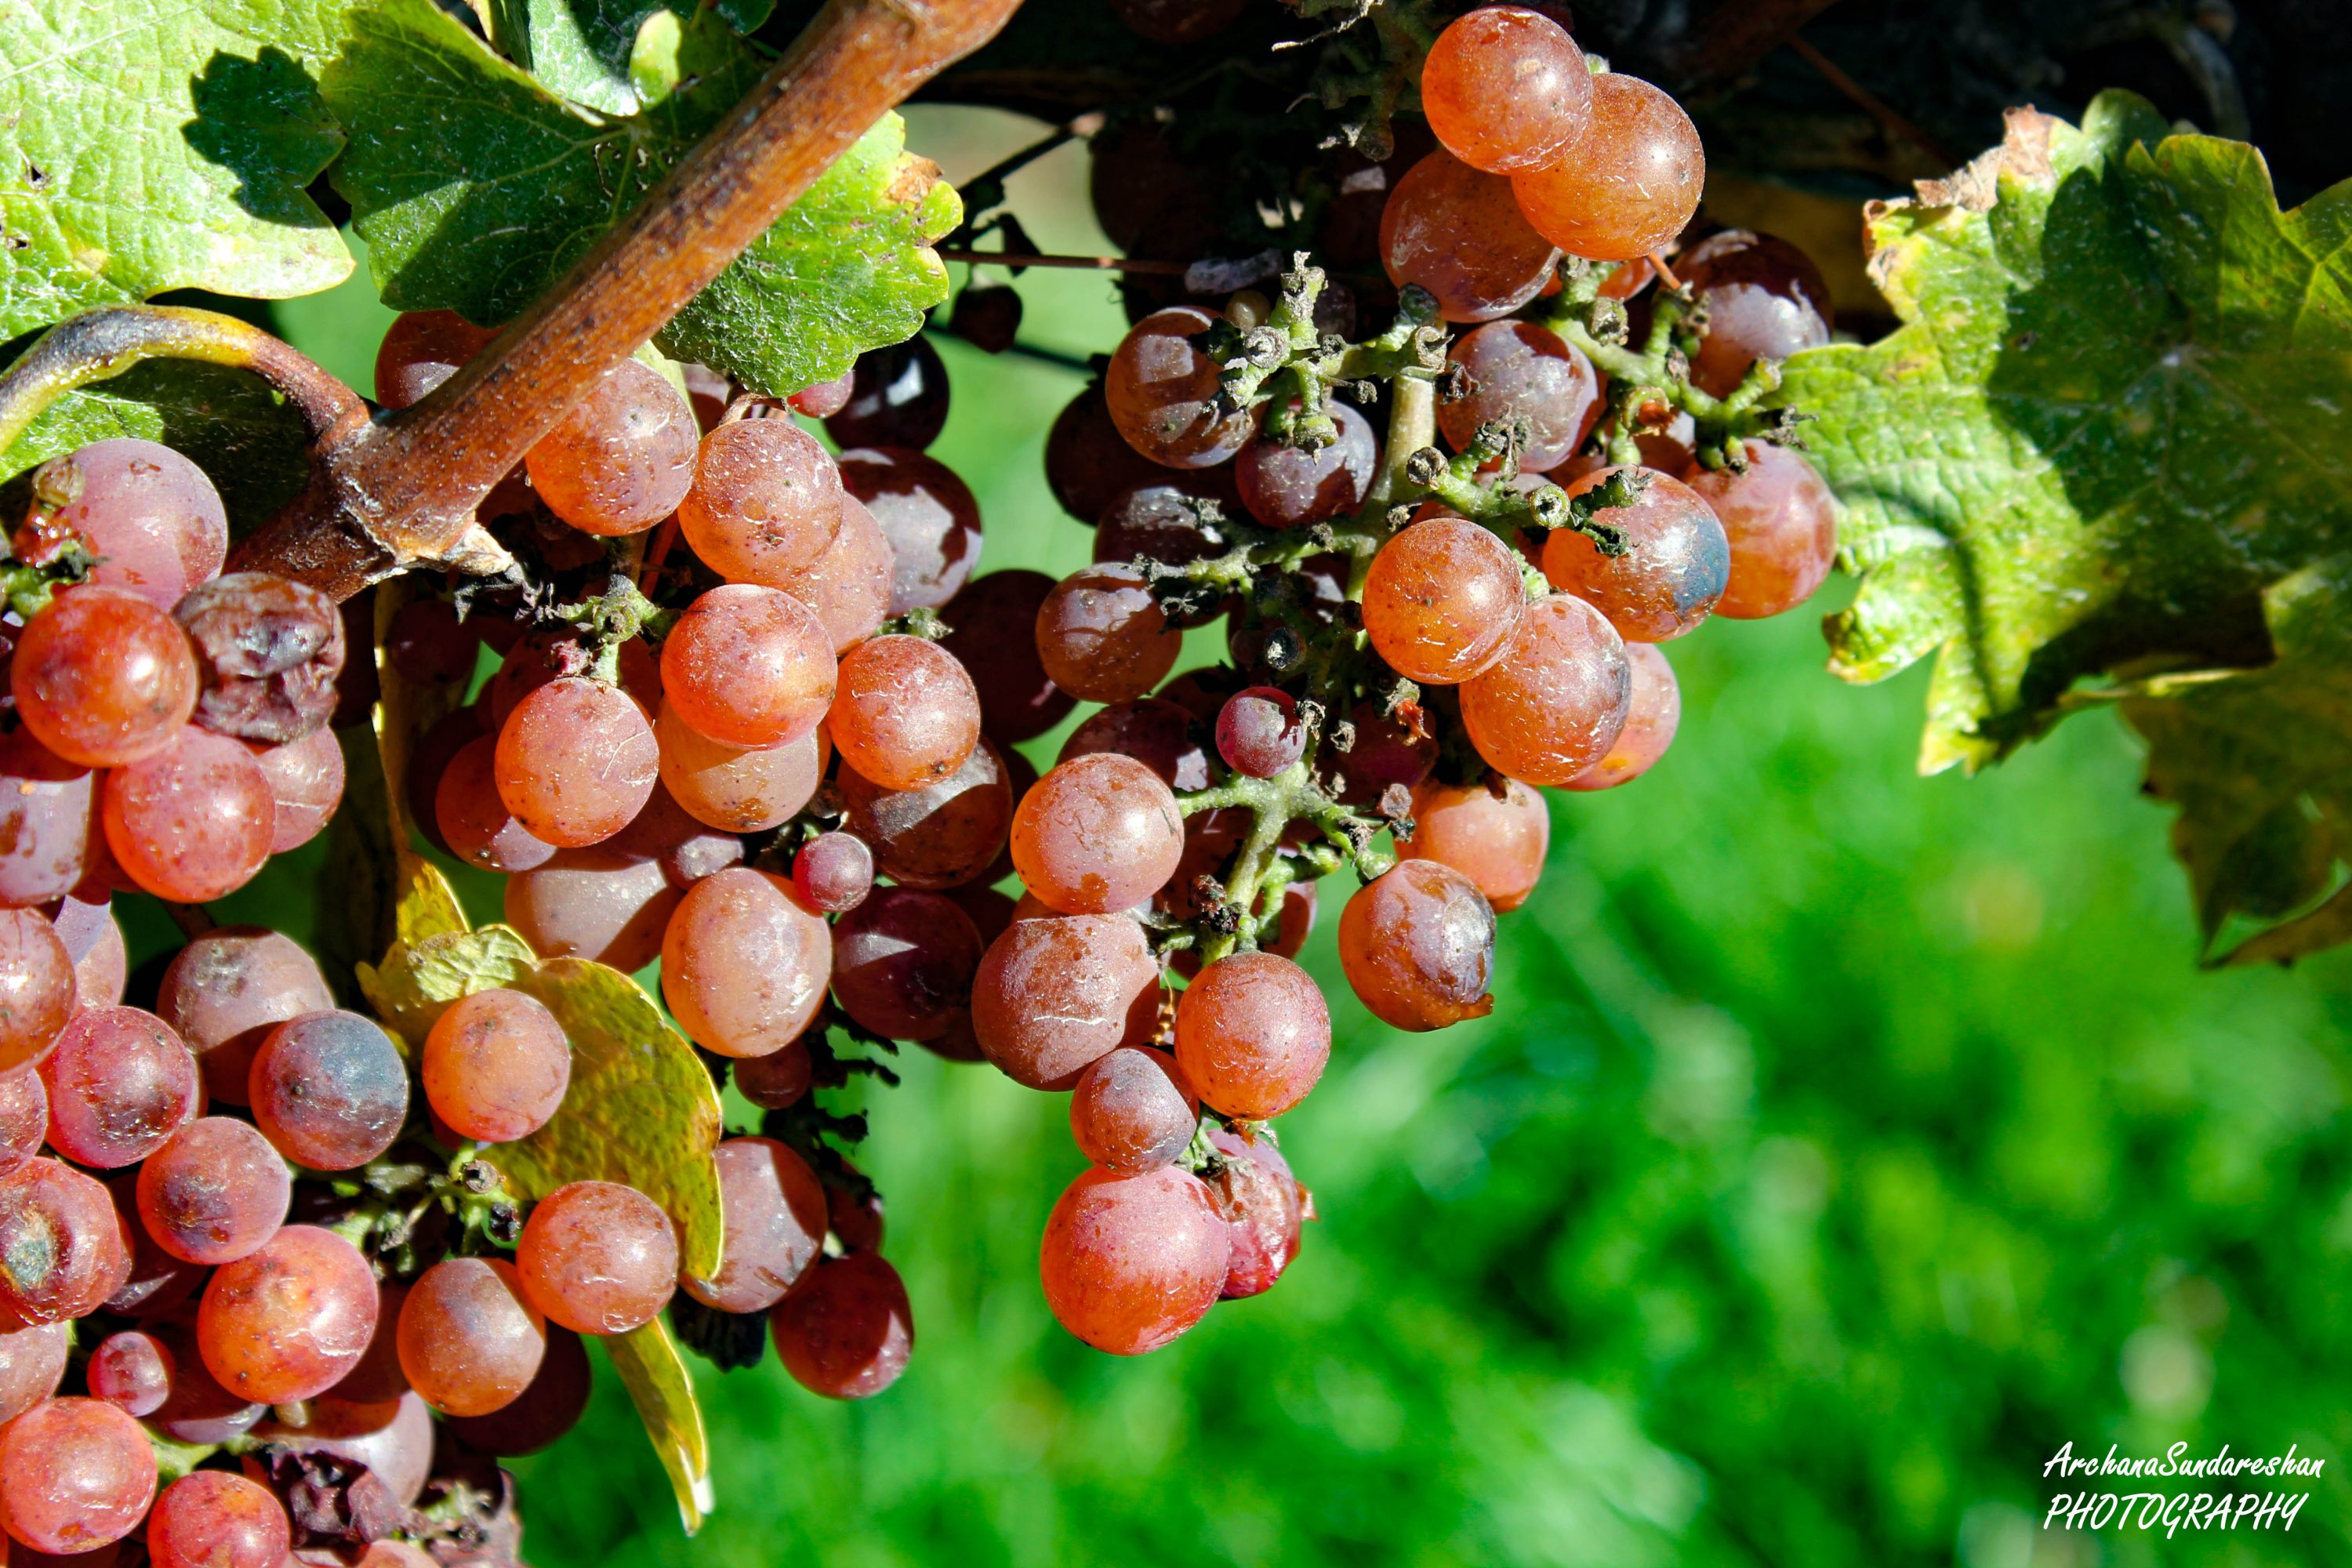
xmin=825 ymin=337 xmax=949 ymax=451
xmin=951 ymin=285 xmax=1023 ymax=353
xmin=836 ymin=447 xmax=983 ymax=613
xmin=1044 ymin=383 xmax=1164 ymax=525
xmin=1059 ymin=698 xmax=1211 ymax=792
xmin=937 ymin=570 xmax=1073 ymax=743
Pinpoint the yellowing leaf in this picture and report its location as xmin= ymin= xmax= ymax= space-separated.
xmin=358 ymin=924 xmax=535 ymax=1046
xmin=603 ymin=1318 xmax=713 ymax=1534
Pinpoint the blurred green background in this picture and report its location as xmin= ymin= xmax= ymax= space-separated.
xmin=196 ymin=107 xmax=2352 ymax=1568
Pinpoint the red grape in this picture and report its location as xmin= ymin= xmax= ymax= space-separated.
xmin=505 ymin=846 xmax=679 ymax=973
xmin=827 ymin=634 xmax=980 ymax=792
xmin=1362 ymin=515 xmax=1527 ymax=684
xmin=1105 ymin=307 xmax=1257 ymax=468
xmin=971 ymin=912 xmax=1161 ymax=1089
xmin=374 ymin=310 xmax=495 ymax=409
xmin=0 ymin=1072 xmax=42 ymax=1180
xmin=789 ymin=830 xmax=874 ymax=914
xmin=441 ymin=1326 xmax=589 ymax=1455
xmin=1063 ymin=697 xmax=1212 ymax=792
xmin=437 ymin=734 xmax=557 ymax=873
xmin=248 ymin=1010 xmax=409 ymax=1170
xmin=1069 ymin=1047 xmax=1198 ymax=1170
xmin=824 ymin=336 xmax=949 ymax=451
xmin=1035 ymin=565 xmax=1181 ymax=704
xmin=1011 ymin=753 xmax=1185 ymax=915
xmin=1339 ymin=860 xmax=1497 ymax=1030
xmin=0 ymin=1323 xmax=64 ymax=1426
xmin=0 ymin=912 xmax=71 ymax=1076
xmin=660 ymin=584 xmax=836 ymax=750
xmin=524 ymin=359 xmax=699 ymax=536
xmin=1542 ymin=466 xmax=1729 ymax=640
xmin=771 ymin=1250 xmax=913 ymax=1398
xmin=517 ymin=1179 xmax=678 ymax=1334
xmin=398 ymin=1256 xmax=546 ymax=1417
xmin=677 ymin=417 xmax=845 ymax=586
xmin=1681 ymin=442 xmax=1838 ymax=619
xmin=757 ymin=493 xmax=896 ymax=655
xmin=1216 ymin=686 xmax=1308 ymax=778
xmin=38 ymin=1006 xmax=198 ymax=1167
xmin=0 ymin=1398 xmax=155 ymax=1553
xmin=1421 ymin=5 xmax=1593 ymax=174
xmin=839 ymin=738 xmax=1012 ymax=890
xmin=251 ymin=726 xmax=344 ymax=852
xmin=36 ymin=439 xmax=226 ymax=610
xmin=938 ymin=569 xmax=1075 ymax=742
xmin=1039 ymin=1165 xmax=1228 ymax=1355
xmin=1566 ymin=640 xmax=1681 ymax=789
xmin=660 ymin=868 xmax=830 ymax=1058
xmin=830 ymin=888 xmax=984 ymax=1042
xmin=101 ymin=724 xmax=274 ymax=902
xmin=837 ymin=446 xmax=984 ymax=612
xmin=1398 ymin=775 xmax=1550 ymax=909
xmin=0 ymin=734 xmax=93 ymax=910
xmin=655 ymin=699 xmax=823 ymax=833
xmin=1203 ymin=1126 xmax=1311 ymax=1297
xmin=422 ymin=987 xmax=571 ymax=1143
xmin=1458 ymin=592 xmax=1631 ymax=784
xmin=1232 ymin=401 xmax=1377 ymax=529
xmin=197 ymin=1224 xmax=377 ymax=1403
xmin=1680 ymin=229 xmax=1835 ymax=396
xmin=85 ymin=1332 xmax=172 ymax=1418
xmin=1437 ymin=319 xmax=1600 ymax=471
xmin=137 ymin=1115 xmax=290 ymax=1265
xmin=1512 ymin=73 xmax=1704 ymax=260
xmin=156 ymin=926 xmax=334 ymax=1104
xmin=495 ymin=677 xmax=659 ymax=847
xmin=734 ymin=1039 xmax=812 ymax=1109
xmin=680 ymin=1136 xmax=826 ymax=1313
xmin=12 ymin=586 xmax=198 ymax=768
xmin=1380 ymin=149 xmax=1558 ymax=323
xmin=144 ymin=1470 xmax=288 ymax=1568
xmin=1173 ymin=951 xmax=1330 ymax=1118
xmin=1045 ymin=382 xmax=1163 ymax=524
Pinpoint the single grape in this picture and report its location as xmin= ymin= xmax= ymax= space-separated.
xmin=831 ymin=889 xmax=984 ymax=1042
xmin=1362 ymin=515 xmax=1528 ymax=684
xmin=1203 ymin=1126 xmax=1312 ymax=1298
xmin=251 ymin=727 xmax=345 ymax=853
xmin=1380 ymin=149 xmax=1559 ymax=323
xmin=12 ymin=585 xmax=198 ymax=767
xmin=155 ymin=926 xmax=333 ymax=1105
xmin=1399 ymin=775 xmax=1550 ymax=909
xmin=1173 ymin=951 xmax=1330 ymax=1119
xmin=1045 ymin=382 xmax=1163 ymax=524
xmin=1541 ymin=466 xmax=1729 ymax=640
xmin=680 ymin=1136 xmax=826 ymax=1313
xmin=172 ymin=572 xmax=345 ymax=744
xmin=1437 ymin=319 xmax=1600 ymax=471
xmin=1566 ymin=640 xmax=1681 ymax=789
xmin=771 ymin=1251 xmax=913 ymax=1399
xmin=676 ymin=417 xmax=846 ymax=586
xmin=422 ymin=987 xmax=570 ymax=1144
xmin=1338 ymin=860 xmax=1497 ymax=1030
xmin=37 ymin=1006 xmax=198 ymax=1167
xmin=760 ymin=494 xmax=897 ymax=655
xmin=1105 ymin=307 xmax=1258 ymax=468
xmin=397 ymin=1256 xmax=546 ymax=1417
xmin=441 ymin=1326 xmax=589 ymax=1455
xmin=826 ymin=635 xmax=981 ymax=792
xmin=1512 ymin=73 xmax=1704 ymax=260
xmin=524 ymin=359 xmax=699 ymax=535
xmin=374 ymin=310 xmax=495 ymax=409
xmin=789 ymin=370 xmax=855 ymax=419
xmin=517 ymin=1180 xmax=678 ymax=1334
xmin=660 ymin=868 xmax=831 ymax=1058
xmin=1680 ymin=229 xmax=1835 ymax=395
xmin=1421 ymin=5 xmax=1593 ymax=174
xmin=1216 ymin=687 xmax=1308 ymax=778
xmin=34 ymin=439 xmax=227 ymax=610
xmin=0 ymin=1323 xmax=64 ymax=1426
xmin=1011 ymin=753 xmax=1185 ymax=915
xmin=838 ymin=739 xmax=1011 ymax=891
xmin=144 ymin=1470 xmax=289 ymax=1568
xmin=1458 ymin=591 xmax=1631 ymax=783
xmin=0 ymin=912 xmax=72 ymax=1076
xmin=1681 ymin=442 xmax=1838 ymax=618
xmin=83 ymin=1332 xmax=172 ymax=1418
xmin=655 ymin=699 xmax=824 ymax=833
xmin=1069 ymin=1047 xmax=1199 ymax=1171
xmin=837 ymin=447 xmax=984 ymax=612
xmin=1232 ymin=401 xmax=1377 ymax=528
xmin=495 ymin=677 xmax=659 ymax=847
xmin=1063 ymin=697 xmax=1213 ymax=792
xmin=136 ymin=1116 xmax=290 ymax=1265
xmin=101 ymin=725 xmax=274 ymax=902
xmin=0 ymin=1071 xmax=43 ymax=1180
xmin=197 ymin=1224 xmax=377 ymax=1403
xmin=971 ymin=913 xmax=1161 ymax=1090
xmin=384 ymin=598 xmax=480 ymax=688
xmin=0 ymin=731 xmax=93 ymax=909
xmin=659 ymin=583 xmax=837 ymax=751
xmin=437 ymin=734 xmax=557 ymax=872
xmin=0 ymin=1398 xmax=156 ymax=1553
xmin=1039 ymin=1165 xmax=1228 ymax=1356
xmin=1325 ymin=698 xmax=1439 ymax=807
xmin=938 ymin=569 xmax=1076 ymax=742
xmin=503 ymin=847 xmax=680 ymax=973
xmin=734 ymin=1038 xmax=812 ymax=1109
xmin=248 ymin=1010 xmax=409 ymax=1171
xmin=1035 ymin=565 xmax=1181 ymax=704
xmin=824 ymin=336 xmax=949 ymax=451
xmin=826 ymin=1174 xmax=887 ymax=1253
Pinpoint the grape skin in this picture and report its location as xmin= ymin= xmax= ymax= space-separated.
xmin=0 ymin=732 xmax=93 ymax=909
xmin=0 ymin=1397 xmax=157 ymax=1553
xmin=1010 ymin=753 xmax=1185 ymax=916
xmin=1566 ymin=641 xmax=1680 ymax=789
xmin=516 ymin=1180 xmax=678 ymax=1335
xmin=1512 ymin=73 xmax=1704 ymax=260
xmin=1458 ymin=593 xmax=1632 ymax=785
xmin=1039 ymin=1164 xmax=1229 ymax=1356
xmin=1069 ymin=1047 xmax=1199 ymax=1171
xmin=248 ymin=1010 xmax=410 ymax=1171
xmin=826 ymin=635 xmax=981 ymax=793
xmin=1203 ymin=1127 xmax=1311 ymax=1298
xmin=136 ymin=1116 xmax=289 ymax=1265
xmin=1421 ymin=5 xmax=1594 ymax=175
xmin=830 ymin=888 xmax=985 ymax=1043
xmin=772 ymin=1250 xmax=914 ymax=1399
xmin=12 ymin=586 xmax=198 ymax=768
xmin=680 ymin=1136 xmax=826 ymax=1314
xmin=1681 ymin=443 xmax=1839 ymax=619
xmin=251 ymin=726 xmax=345 ymax=853
xmin=1379 ymin=149 xmax=1559 ymax=323
xmin=1362 ymin=516 xmax=1529 ymax=684
xmin=1035 ymin=565 xmax=1182 ymax=704
xmin=1398 ymin=776 xmax=1552 ymax=910
xmin=791 ymin=830 xmax=874 ymax=914
xmin=422 ymin=987 xmax=572 ymax=1144
xmin=196 ymin=1224 xmax=378 ymax=1404
xmin=101 ymin=724 xmax=275 ymax=902
xmin=442 ymin=1326 xmax=590 ymax=1456
xmin=0 ymin=1070 xmax=45 ymax=1181
xmin=86 ymin=1331 xmax=171 ymax=1419
xmin=1173 ymin=951 xmax=1331 ymax=1119
xmin=524 ymin=360 xmax=699 ymax=536
xmin=1541 ymin=466 xmax=1729 ymax=641
xmin=837 ymin=446 xmax=985 ymax=612
xmin=659 ymin=868 xmax=831 ymax=1058
xmin=398 ymin=1256 xmax=547 ymax=1417
xmin=437 ymin=734 xmax=558 ymax=873
xmin=494 ymin=677 xmax=660 ymax=848
xmin=0 ymin=1321 xmax=64 ymax=1426
xmin=0 ymin=911 xmax=73 ymax=1075
xmin=1338 ymin=860 xmax=1497 ymax=1031
xmin=37 ymin=1006 xmax=198 ymax=1168
xmin=1437 ymin=320 xmax=1600 ymax=473
xmin=1680 ymin=230 xmax=1835 ymax=397
xmin=971 ymin=913 xmax=1162 ymax=1090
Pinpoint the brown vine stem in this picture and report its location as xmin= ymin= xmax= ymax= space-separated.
xmin=227 ymin=0 xmax=1027 ymax=602
xmin=936 ymin=248 xmax=1188 ymax=275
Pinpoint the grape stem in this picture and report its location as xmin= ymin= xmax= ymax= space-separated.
xmin=1177 ymin=760 xmax=1387 ymax=964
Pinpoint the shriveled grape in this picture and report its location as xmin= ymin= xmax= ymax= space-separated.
xmin=1204 ymin=1126 xmax=1311 ymax=1298
xmin=172 ymin=572 xmax=344 ymax=744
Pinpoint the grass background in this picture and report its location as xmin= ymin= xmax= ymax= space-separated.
xmin=210 ymin=106 xmax=2352 ymax=1567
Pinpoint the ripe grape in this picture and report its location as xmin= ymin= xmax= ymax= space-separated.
xmin=1458 ymin=593 xmax=1631 ymax=784
xmin=660 ymin=868 xmax=830 ymax=1058
xmin=971 ymin=913 xmax=1161 ymax=1089
xmin=1216 ymin=686 xmax=1308 ymax=778
xmin=1105 ymin=307 xmax=1257 ymax=468
xmin=1379 ymin=149 xmax=1559 ymax=322
xmin=1063 ymin=697 xmax=1213 ymax=792
xmin=144 ymin=1470 xmax=289 ymax=1568
xmin=680 ymin=1136 xmax=826 ymax=1313
xmin=771 ymin=1251 xmax=913 ymax=1399
xmin=660 ymin=584 xmax=836 ymax=750
xmin=422 ymin=987 xmax=571 ymax=1144
xmin=1232 ymin=401 xmax=1377 ymax=528
xmin=0 ymin=1071 xmax=43 ymax=1180
xmin=37 ymin=1006 xmax=198 ymax=1167
xmin=655 ymin=699 xmax=823 ymax=833
xmin=155 ymin=926 xmax=334 ymax=1105
xmin=101 ymin=725 xmax=274 ymax=902
xmin=86 ymin=1331 xmax=172 ymax=1418
xmin=676 ymin=417 xmax=845 ymax=586
xmin=12 ymin=585 xmax=198 ymax=767
xmin=516 ymin=1179 xmax=678 ymax=1334
xmin=0 ymin=912 xmax=72 ymax=1076
xmin=1173 ymin=951 xmax=1330 ymax=1118
xmin=0 ymin=1398 xmax=156 ymax=1553
xmin=1361 ymin=515 xmax=1527 ymax=684
xmin=781 ymin=833 xmax=868 ymax=917
xmin=1035 ymin=565 xmax=1181 ymax=703
xmin=58 ymin=897 xmax=125 ymax=1017
xmin=504 ymin=847 xmax=679 ymax=973
xmin=1339 ymin=860 xmax=1497 ymax=1030
xmin=830 ymin=888 xmax=985 ymax=1042
xmin=1011 ymin=753 xmax=1185 ymax=915
xmin=374 ymin=310 xmax=495 ymax=409
xmin=1203 ymin=1126 xmax=1310 ymax=1298
xmin=1680 ymin=229 xmax=1835 ymax=396
xmin=733 ymin=1039 xmax=811 ymax=1109
xmin=1681 ymin=442 xmax=1838 ymax=618
xmin=825 ymin=336 xmax=949 ymax=451
xmin=837 ymin=447 xmax=984 ymax=612
xmin=384 ymin=598 xmax=479 ymax=688
xmin=761 ymin=494 xmax=897 ymax=655
xmin=827 ymin=635 xmax=981 ymax=792
xmin=251 ymin=726 xmax=345 ymax=853
xmin=1326 ymin=699 xmax=1438 ymax=806
xmin=827 ymin=1176 xmax=886 ymax=1253
xmin=172 ymin=572 xmax=344 ymax=743
xmin=1541 ymin=466 xmax=1729 ymax=641
xmin=1512 ymin=73 xmax=1704 ymax=260
xmin=442 ymin=1326 xmax=589 ymax=1455
xmin=197 ymin=1224 xmax=377 ymax=1403
xmin=0 ymin=732 xmax=93 ymax=909
xmin=1422 ymin=5 xmax=1593 ymax=173
xmin=248 ymin=1010 xmax=409 ymax=1170
xmin=524 ymin=359 xmax=698 ymax=535
xmin=398 ymin=1256 xmax=546 ymax=1417
xmin=136 ymin=1116 xmax=290 ymax=1265
xmin=437 ymin=734 xmax=557 ymax=873
xmin=1045 ymin=382 xmax=1163 ymax=523
xmin=839 ymin=739 xmax=1012 ymax=891
xmin=495 ymin=677 xmax=659 ymax=847
xmin=0 ymin=1323 xmax=64 ymax=1426
xmin=1437 ymin=319 xmax=1600 ymax=471
xmin=35 ymin=439 xmax=227 ymax=611
xmin=1069 ymin=1047 xmax=1199 ymax=1171
xmin=1566 ymin=640 xmax=1680 ymax=789
xmin=1399 ymin=775 xmax=1550 ymax=909
xmin=1039 ymin=1164 xmax=1228 ymax=1355
xmin=938 ymin=569 xmax=1076 ymax=742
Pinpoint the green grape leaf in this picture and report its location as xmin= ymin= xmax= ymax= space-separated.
xmin=604 ymin=1317 xmax=714 ymax=1534
xmin=325 ymin=0 xmax=955 ymax=393
xmin=0 ymin=0 xmax=354 ymax=341
xmin=511 ymin=0 xmax=691 ymax=114
xmin=1780 ymin=90 xmax=2352 ymax=952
